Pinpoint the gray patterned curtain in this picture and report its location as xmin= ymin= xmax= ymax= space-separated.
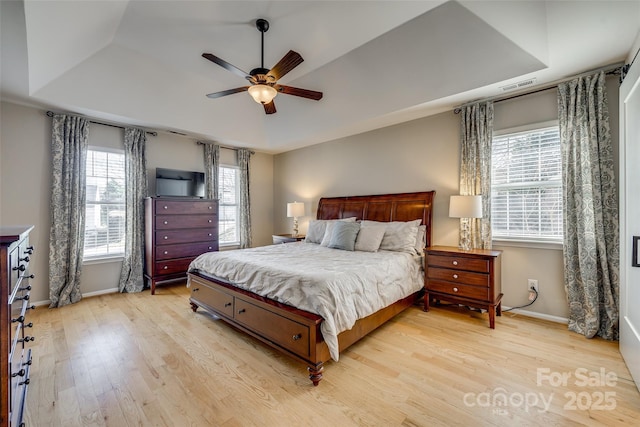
xmin=118 ymin=128 xmax=148 ymax=293
xmin=459 ymin=101 xmax=494 ymax=249
xmin=203 ymin=142 xmax=219 ymax=199
xmin=49 ymin=114 xmax=89 ymax=308
xmin=237 ymin=148 xmax=252 ymax=248
xmin=558 ymin=71 xmax=619 ymax=340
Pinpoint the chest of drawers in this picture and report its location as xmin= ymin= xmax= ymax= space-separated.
xmin=144 ymin=198 xmax=219 ymax=294
xmin=1 ymin=226 xmax=36 ymax=427
xmin=424 ymin=245 xmax=502 ymax=328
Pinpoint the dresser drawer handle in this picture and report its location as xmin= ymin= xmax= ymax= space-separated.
xmin=163 ymin=221 xmax=168 ymax=225
xmin=208 ymin=219 xmax=212 ymax=223
xmin=453 ymin=274 xmax=458 ymax=279
xmin=292 ymin=334 xmax=302 ymax=341
xmin=238 ymin=308 xmax=246 ymax=314
xmin=11 ymin=369 xmax=26 ymax=378
xmin=452 ymin=260 xmax=458 ymax=266
xmin=453 ymin=287 xmax=459 ymax=292
xmin=163 ymin=236 xmax=168 ymax=240
xmin=163 ymin=251 xmax=169 ymax=255
xmin=224 ymin=302 xmax=232 ymax=307
xmin=193 ymin=288 xmax=199 ymax=292
xmin=208 ymin=247 xmax=212 ymax=250
xmin=163 ymin=266 xmax=168 ymax=270
xmin=208 ymin=233 xmax=212 ymax=236
xmin=163 ymin=205 xmax=168 ymax=209
xmin=208 ymin=206 xmax=212 ymax=209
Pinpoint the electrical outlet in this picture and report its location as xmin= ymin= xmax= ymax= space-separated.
xmin=528 ymin=279 xmax=539 ymax=293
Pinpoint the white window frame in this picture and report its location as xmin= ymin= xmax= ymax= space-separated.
xmin=218 ymin=165 xmax=240 ymax=247
xmin=83 ymin=146 xmax=126 ymax=262
xmin=491 ymin=121 xmax=563 ymax=248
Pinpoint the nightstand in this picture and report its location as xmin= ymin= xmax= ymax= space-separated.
xmin=272 ymin=234 xmax=306 ymax=244
xmin=424 ymin=245 xmax=502 ymax=328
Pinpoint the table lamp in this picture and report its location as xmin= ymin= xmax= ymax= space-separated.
xmin=449 ymin=195 xmax=483 ymax=251
xmin=287 ymin=202 xmax=305 ymax=237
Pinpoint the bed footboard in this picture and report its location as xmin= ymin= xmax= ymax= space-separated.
xmin=188 ymin=272 xmax=418 ymax=386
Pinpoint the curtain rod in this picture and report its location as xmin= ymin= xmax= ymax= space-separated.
xmin=453 ymin=62 xmax=624 ymax=114
xmin=196 ymin=140 xmax=255 ymax=155
xmin=46 ymin=110 xmax=158 ymax=136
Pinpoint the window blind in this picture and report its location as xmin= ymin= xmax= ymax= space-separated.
xmin=84 ymin=149 xmax=126 ymax=258
xmin=218 ymin=166 xmax=240 ymax=245
xmin=491 ymin=126 xmax=563 ymax=241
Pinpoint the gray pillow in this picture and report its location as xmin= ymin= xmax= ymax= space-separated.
xmin=355 ymin=225 xmax=386 ymax=252
xmin=328 ymin=221 xmax=361 ymax=251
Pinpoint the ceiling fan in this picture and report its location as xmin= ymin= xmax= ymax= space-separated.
xmin=202 ymin=18 xmax=323 ymax=115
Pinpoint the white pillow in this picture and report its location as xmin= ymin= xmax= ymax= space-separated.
xmin=415 ymin=224 xmax=427 ymax=254
xmin=306 ymin=217 xmax=357 ymax=245
xmin=305 ymin=220 xmax=328 ymax=244
xmin=355 ymin=225 xmax=386 ymax=252
xmin=361 ymin=219 xmax=422 ymax=253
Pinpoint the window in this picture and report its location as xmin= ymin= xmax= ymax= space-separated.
xmin=84 ymin=148 xmax=126 ymax=259
xmin=491 ymin=125 xmax=563 ymax=242
xmin=218 ymin=166 xmax=240 ymax=245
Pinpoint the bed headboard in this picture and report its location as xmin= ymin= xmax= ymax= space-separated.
xmin=316 ymin=191 xmax=436 ymax=247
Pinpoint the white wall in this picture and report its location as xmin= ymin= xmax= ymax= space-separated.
xmin=0 ymin=101 xmax=274 ymax=304
xmin=273 ymin=76 xmax=621 ymax=320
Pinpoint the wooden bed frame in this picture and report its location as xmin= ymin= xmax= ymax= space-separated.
xmin=188 ymin=191 xmax=435 ymax=386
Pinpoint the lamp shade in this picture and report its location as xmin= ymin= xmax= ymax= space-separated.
xmin=287 ymin=202 xmax=305 ymax=218
xmin=449 ymin=195 xmax=483 ymax=218
xmin=248 ymin=84 xmax=277 ymax=104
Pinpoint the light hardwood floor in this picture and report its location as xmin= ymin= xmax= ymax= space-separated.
xmin=24 ymin=283 xmax=639 ymax=426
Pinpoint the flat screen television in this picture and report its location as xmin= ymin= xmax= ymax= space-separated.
xmin=155 ymin=168 xmax=205 ymax=198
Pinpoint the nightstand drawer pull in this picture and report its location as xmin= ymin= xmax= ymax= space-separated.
xmin=163 ymin=221 xmax=168 ymax=224
xmin=292 ymin=334 xmax=302 ymax=341
xmin=453 ymin=287 xmax=459 ymax=292
xmin=224 ymin=302 xmax=232 ymax=307
xmin=238 ymin=308 xmax=246 ymax=314
xmin=452 ymin=260 xmax=458 ymax=266
xmin=453 ymin=274 xmax=458 ymax=279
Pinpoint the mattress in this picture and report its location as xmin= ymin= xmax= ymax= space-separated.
xmin=188 ymin=242 xmax=423 ymax=360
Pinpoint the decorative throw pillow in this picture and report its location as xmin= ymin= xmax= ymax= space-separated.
xmin=354 ymin=225 xmax=386 ymax=252
xmin=318 ymin=217 xmax=357 ymax=246
xmin=361 ymin=219 xmax=422 ymax=253
xmin=328 ymin=221 xmax=361 ymax=251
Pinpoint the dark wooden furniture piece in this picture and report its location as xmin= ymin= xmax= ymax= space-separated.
xmin=144 ymin=197 xmax=218 ymax=294
xmin=1 ymin=226 xmax=36 ymax=427
xmin=424 ymin=245 xmax=502 ymax=328
xmin=272 ymin=234 xmax=306 ymax=244
xmin=189 ymin=191 xmax=435 ymax=386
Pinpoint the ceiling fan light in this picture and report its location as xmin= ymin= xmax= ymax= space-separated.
xmin=248 ymin=85 xmax=277 ymax=104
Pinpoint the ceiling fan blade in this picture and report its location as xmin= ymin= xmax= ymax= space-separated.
xmin=266 ymin=50 xmax=304 ymax=81
xmin=263 ymin=101 xmax=277 ymax=115
xmin=202 ymin=53 xmax=251 ymax=80
xmin=206 ymin=87 xmax=250 ymax=99
xmin=275 ymin=85 xmax=323 ymax=101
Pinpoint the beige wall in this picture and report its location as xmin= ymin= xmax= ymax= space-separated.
xmin=273 ymin=76 xmax=620 ymax=320
xmin=1 ymin=72 xmax=620 ymax=316
xmin=0 ymin=101 xmax=274 ymax=304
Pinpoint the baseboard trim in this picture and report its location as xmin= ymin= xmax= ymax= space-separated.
xmin=502 ymin=306 xmax=568 ymax=324
xmin=32 ymin=287 xmax=120 ymax=307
